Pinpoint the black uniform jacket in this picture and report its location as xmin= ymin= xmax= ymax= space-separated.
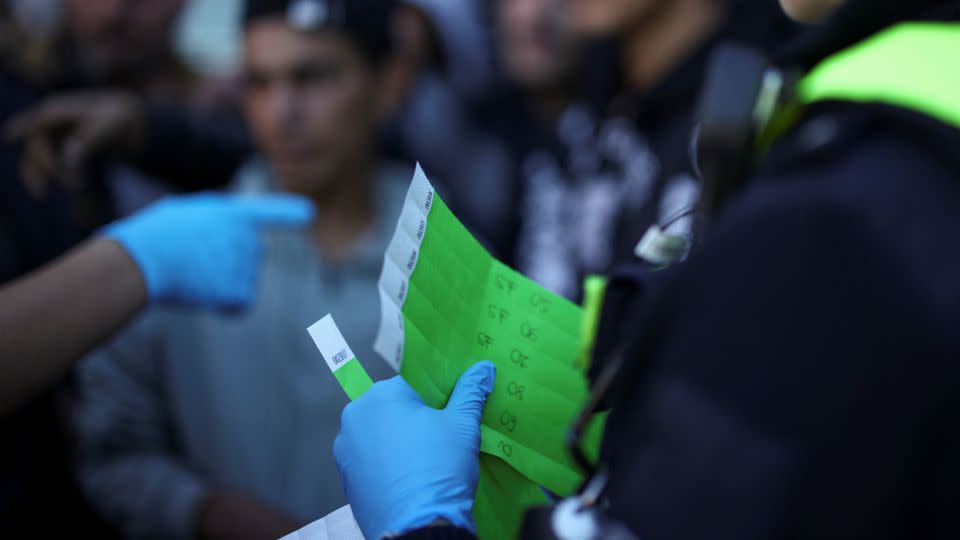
xmin=396 ymin=2 xmax=960 ymax=538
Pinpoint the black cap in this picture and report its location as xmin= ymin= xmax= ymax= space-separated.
xmin=243 ymin=0 xmax=396 ymax=64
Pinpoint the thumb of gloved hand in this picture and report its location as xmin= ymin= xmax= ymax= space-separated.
xmin=445 ymin=360 xmax=496 ymax=445
xmin=335 ymin=361 xmax=495 ymax=539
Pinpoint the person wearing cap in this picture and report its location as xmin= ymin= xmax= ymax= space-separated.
xmin=68 ymin=1 xmax=413 ymax=538
xmin=333 ymin=0 xmax=960 ymax=538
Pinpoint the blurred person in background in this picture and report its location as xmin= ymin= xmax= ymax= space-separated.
xmin=2 ymin=0 xmax=253 ymax=228
xmin=1 ymin=0 xmax=196 ymax=275
xmin=69 ymin=0 xmax=412 ymax=538
xmin=5 ymin=0 xmax=500 ymax=251
xmin=473 ymin=0 xmax=590 ymax=264
xmin=0 ymin=0 xmax=207 ymax=535
xmin=508 ymin=0 xmax=796 ymax=299
xmin=1 ymin=0 xmax=186 ymax=87
xmin=384 ymin=0 xmax=516 ymax=258
xmin=387 ymin=0 xmax=495 ymax=167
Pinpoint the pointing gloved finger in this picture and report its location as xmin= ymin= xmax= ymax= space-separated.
xmin=231 ymin=194 xmax=315 ymax=227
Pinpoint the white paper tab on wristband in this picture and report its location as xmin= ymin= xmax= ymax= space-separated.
xmin=307 ymin=315 xmax=355 ymax=373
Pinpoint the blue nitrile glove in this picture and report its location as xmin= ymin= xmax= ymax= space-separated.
xmin=334 ymin=361 xmax=496 ymax=539
xmin=103 ymin=192 xmax=314 ymax=308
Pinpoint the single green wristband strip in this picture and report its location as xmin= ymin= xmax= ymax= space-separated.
xmin=308 ymin=314 xmax=374 ymax=400
xmin=333 ymin=358 xmax=374 ymax=401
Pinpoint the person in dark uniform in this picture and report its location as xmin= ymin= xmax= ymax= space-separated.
xmin=499 ymin=0 xmax=796 ymax=300
xmin=331 ymin=0 xmax=960 ymax=538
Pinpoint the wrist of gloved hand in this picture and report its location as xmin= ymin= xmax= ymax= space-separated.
xmin=102 ymin=207 xmax=190 ymax=301
xmin=382 ymin=521 xmax=477 ymax=540
xmin=383 ymin=523 xmax=477 ymax=540
xmin=383 ymin=499 xmax=475 ymax=537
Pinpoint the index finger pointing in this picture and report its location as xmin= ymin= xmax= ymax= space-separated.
xmin=231 ymin=194 xmax=316 ymax=227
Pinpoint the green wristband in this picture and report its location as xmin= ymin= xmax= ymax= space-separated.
xmin=308 ymin=315 xmax=374 ymax=400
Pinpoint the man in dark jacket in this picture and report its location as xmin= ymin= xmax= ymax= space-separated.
xmin=332 ymin=0 xmax=960 ymax=538
xmin=501 ymin=0 xmax=796 ymax=300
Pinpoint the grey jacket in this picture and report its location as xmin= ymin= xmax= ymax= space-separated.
xmin=70 ymin=162 xmax=409 ymax=539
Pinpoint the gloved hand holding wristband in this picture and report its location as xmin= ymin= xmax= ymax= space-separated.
xmin=335 ymin=361 xmax=496 ymax=539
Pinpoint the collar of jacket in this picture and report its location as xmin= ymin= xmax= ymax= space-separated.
xmin=774 ymin=0 xmax=960 ymax=70
xmin=797 ymin=21 xmax=960 ymax=130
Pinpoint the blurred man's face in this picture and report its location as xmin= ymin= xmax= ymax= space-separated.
xmin=566 ymin=0 xmax=659 ymax=37
xmin=65 ymin=0 xmax=184 ymax=76
xmin=498 ymin=0 xmax=580 ymax=89
xmin=779 ymin=0 xmax=844 ymax=22
xmin=243 ymin=19 xmax=380 ymax=198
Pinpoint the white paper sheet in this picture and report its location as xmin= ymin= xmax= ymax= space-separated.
xmin=280 ymin=505 xmax=364 ymax=540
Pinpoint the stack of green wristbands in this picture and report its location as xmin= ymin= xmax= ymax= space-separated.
xmin=313 ymin=164 xmax=606 ymax=539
